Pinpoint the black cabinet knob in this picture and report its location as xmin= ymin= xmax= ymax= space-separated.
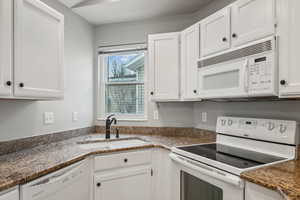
xmin=150 ymin=92 xmax=154 ymax=95
xmin=280 ymin=80 xmax=286 ymax=85
xmin=232 ymin=33 xmax=237 ymax=38
xmin=19 ymin=83 xmax=24 ymax=88
xmin=193 ymin=90 xmax=197 ymax=94
xmin=6 ymin=81 xmax=12 ymax=86
xmin=97 ymin=183 xmax=101 ymax=187
xmin=222 ymin=37 xmax=227 ymax=42
xmin=124 ymin=158 xmax=128 ymax=163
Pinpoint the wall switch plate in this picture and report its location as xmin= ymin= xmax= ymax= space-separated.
xmin=153 ymin=110 xmax=159 ymax=120
xmin=44 ymin=112 xmax=54 ymax=124
xmin=201 ymin=112 xmax=207 ymax=123
xmin=72 ymin=112 xmax=78 ymax=122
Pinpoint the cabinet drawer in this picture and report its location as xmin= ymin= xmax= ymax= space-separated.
xmin=94 ymin=150 xmax=151 ymax=171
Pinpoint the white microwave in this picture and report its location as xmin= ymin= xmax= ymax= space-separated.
xmin=198 ymin=37 xmax=278 ymax=99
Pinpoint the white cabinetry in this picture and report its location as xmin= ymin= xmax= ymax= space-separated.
xmin=0 ymin=188 xmax=19 ymax=200
xmin=0 ymin=0 xmax=64 ymax=100
xmin=200 ymin=7 xmax=231 ymax=57
xmin=94 ymin=167 xmax=152 ymax=200
xmin=0 ymin=0 xmax=13 ymax=97
xmin=245 ymin=182 xmax=284 ymax=200
xmin=14 ymin=0 xmax=64 ymax=99
xmin=181 ymin=24 xmax=200 ymax=100
xmin=148 ymin=32 xmax=180 ymax=101
xmin=231 ymin=0 xmax=276 ymax=47
xmin=278 ymin=0 xmax=300 ymax=98
xmin=93 ymin=150 xmax=152 ymax=200
xmin=152 ymin=148 xmax=172 ymax=200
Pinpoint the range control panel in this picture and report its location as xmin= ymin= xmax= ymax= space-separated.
xmin=248 ymin=52 xmax=274 ymax=93
xmin=216 ymin=117 xmax=298 ymax=145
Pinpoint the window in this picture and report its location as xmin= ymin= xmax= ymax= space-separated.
xmin=98 ymin=49 xmax=147 ymax=120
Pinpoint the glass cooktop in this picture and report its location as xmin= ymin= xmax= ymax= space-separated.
xmin=178 ymin=143 xmax=285 ymax=169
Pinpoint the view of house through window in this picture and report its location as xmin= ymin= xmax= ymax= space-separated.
xmin=104 ymin=51 xmax=145 ymax=116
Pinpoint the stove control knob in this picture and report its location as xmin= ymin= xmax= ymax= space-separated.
xmin=279 ymin=124 xmax=287 ymax=134
xmin=267 ymin=122 xmax=275 ymax=131
xmin=221 ymin=119 xmax=226 ymax=126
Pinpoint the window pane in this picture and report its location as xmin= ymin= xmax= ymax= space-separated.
xmin=106 ymin=52 xmax=145 ymax=82
xmin=105 ymin=84 xmax=144 ymax=115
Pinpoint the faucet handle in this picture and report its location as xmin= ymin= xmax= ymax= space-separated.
xmin=106 ymin=114 xmax=115 ymax=120
xmin=116 ymin=128 xmax=120 ymax=139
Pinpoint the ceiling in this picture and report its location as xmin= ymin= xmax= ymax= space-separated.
xmin=58 ymin=0 xmax=212 ymax=25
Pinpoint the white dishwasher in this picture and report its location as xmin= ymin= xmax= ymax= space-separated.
xmin=21 ymin=160 xmax=91 ymax=200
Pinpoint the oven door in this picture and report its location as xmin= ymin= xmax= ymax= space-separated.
xmin=198 ymin=58 xmax=249 ymax=99
xmin=170 ymin=153 xmax=244 ymax=200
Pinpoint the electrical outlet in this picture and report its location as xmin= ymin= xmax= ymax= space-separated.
xmin=153 ymin=110 xmax=159 ymax=120
xmin=201 ymin=112 xmax=207 ymax=123
xmin=72 ymin=112 xmax=78 ymax=122
xmin=44 ymin=112 xmax=54 ymax=125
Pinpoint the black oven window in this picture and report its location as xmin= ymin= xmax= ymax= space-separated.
xmin=181 ymin=171 xmax=223 ymax=200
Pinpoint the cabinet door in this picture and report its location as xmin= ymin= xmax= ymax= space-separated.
xmin=148 ymin=32 xmax=180 ymax=101
xmin=0 ymin=188 xmax=19 ymax=200
xmin=232 ymin=0 xmax=275 ymax=47
xmin=200 ymin=7 xmax=231 ymax=57
xmin=278 ymin=0 xmax=300 ymax=98
xmin=245 ymin=182 xmax=283 ymax=200
xmin=181 ymin=24 xmax=200 ymax=101
xmin=14 ymin=0 xmax=64 ymax=99
xmin=0 ymin=0 xmax=13 ymax=97
xmin=94 ymin=167 xmax=152 ymax=200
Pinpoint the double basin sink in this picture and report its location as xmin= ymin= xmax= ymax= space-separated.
xmin=77 ymin=135 xmax=149 ymax=150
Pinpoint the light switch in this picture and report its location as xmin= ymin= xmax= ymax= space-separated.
xmin=201 ymin=112 xmax=207 ymax=123
xmin=44 ymin=112 xmax=54 ymax=124
xmin=153 ymin=110 xmax=159 ymax=120
xmin=72 ymin=112 xmax=78 ymax=122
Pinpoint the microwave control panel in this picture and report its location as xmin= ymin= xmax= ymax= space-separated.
xmin=248 ymin=53 xmax=274 ymax=92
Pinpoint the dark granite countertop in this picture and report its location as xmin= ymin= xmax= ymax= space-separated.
xmin=241 ymin=149 xmax=300 ymax=200
xmin=0 ymin=132 xmax=215 ymax=192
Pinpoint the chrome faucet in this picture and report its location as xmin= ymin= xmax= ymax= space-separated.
xmin=105 ymin=114 xmax=117 ymax=139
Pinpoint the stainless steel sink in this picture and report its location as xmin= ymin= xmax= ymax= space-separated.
xmin=77 ymin=137 xmax=149 ymax=150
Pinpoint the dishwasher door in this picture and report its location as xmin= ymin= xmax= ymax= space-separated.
xmin=20 ymin=160 xmax=91 ymax=200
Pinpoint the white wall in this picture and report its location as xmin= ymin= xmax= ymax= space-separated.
xmin=94 ymin=14 xmax=197 ymax=127
xmin=0 ymin=0 xmax=95 ymax=141
xmin=95 ymin=14 xmax=198 ymax=46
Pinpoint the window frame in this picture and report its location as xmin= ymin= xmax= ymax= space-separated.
xmin=97 ymin=50 xmax=148 ymax=121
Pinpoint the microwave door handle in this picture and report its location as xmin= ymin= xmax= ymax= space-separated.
xmin=244 ymin=61 xmax=249 ymax=92
xmin=170 ymin=153 xmax=244 ymax=188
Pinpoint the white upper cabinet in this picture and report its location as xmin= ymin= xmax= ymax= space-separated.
xmin=231 ymin=0 xmax=276 ymax=47
xmin=200 ymin=7 xmax=231 ymax=57
xmin=181 ymin=24 xmax=200 ymax=100
xmin=14 ymin=0 xmax=64 ymax=99
xmin=148 ymin=32 xmax=180 ymax=101
xmin=0 ymin=0 xmax=13 ymax=97
xmin=278 ymin=0 xmax=300 ymax=98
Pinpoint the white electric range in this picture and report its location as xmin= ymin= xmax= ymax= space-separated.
xmin=170 ymin=116 xmax=299 ymax=200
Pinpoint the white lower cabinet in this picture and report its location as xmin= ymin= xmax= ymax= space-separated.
xmin=94 ymin=167 xmax=152 ymax=200
xmin=245 ymin=182 xmax=284 ymax=200
xmin=0 ymin=188 xmax=19 ymax=200
xmin=151 ymin=148 xmax=172 ymax=200
xmin=93 ymin=150 xmax=153 ymax=200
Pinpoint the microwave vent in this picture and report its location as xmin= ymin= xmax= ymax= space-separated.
xmin=198 ymin=39 xmax=273 ymax=68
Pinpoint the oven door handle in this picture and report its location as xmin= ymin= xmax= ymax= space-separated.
xmin=170 ymin=153 xmax=244 ymax=188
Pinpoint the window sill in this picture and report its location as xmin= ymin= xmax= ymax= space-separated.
xmin=96 ymin=118 xmax=148 ymax=122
